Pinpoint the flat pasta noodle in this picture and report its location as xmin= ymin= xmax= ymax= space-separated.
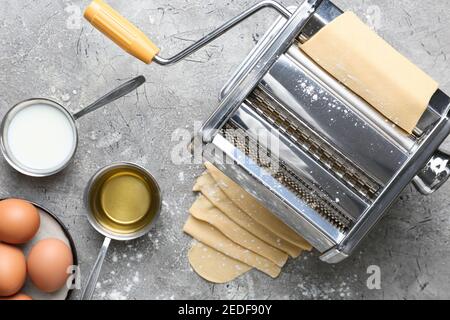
xmin=193 ymin=174 xmax=303 ymax=258
xmin=183 ymin=216 xmax=281 ymax=278
xmin=190 ymin=195 xmax=289 ymax=267
xmin=205 ymin=162 xmax=312 ymax=251
xmin=188 ymin=241 xmax=252 ymax=284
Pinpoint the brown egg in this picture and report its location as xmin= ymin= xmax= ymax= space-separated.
xmin=0 ymin=199 xmax=40 ymax=244
xmin=27 ymin=239 xmax=73 ymax=293
xmin=0 ymin=243 xmax=27 ymax=297
xmin=0 ymin=293 xmax=32 ymax=300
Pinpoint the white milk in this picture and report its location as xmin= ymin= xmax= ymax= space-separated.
xmin=6 ymin=103 xmax=76 ymax=171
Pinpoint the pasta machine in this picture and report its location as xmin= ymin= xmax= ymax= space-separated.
xmin=199 ymin=0 xmax=450 ymax=263
xmin=85 ymin=0 xmax=450 ymax=263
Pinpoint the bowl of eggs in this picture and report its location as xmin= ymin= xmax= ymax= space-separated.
xmin=0 ymin=198 xmax=78 ymax=300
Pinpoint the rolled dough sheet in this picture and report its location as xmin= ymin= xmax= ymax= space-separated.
xmin=190 ymin=195 xmax=288 ymax=267
xmin=194 ymin=174 xmax=302 ymax=258
xmin=205 ymin=162 xmax=312 ymax=251
xmin=188 ymin=241 xmax=252 ymax=284
xmin=300 ymin=11 xmax=439 ymax=133
xmin=184 ymin=216 xmax=281 ymax=278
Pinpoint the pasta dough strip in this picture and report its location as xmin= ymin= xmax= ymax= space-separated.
xmin=190 ymin=195 xmax=289 ymax=267
xmin=300 ymin=11 xmax=439 ymax=133
xmin=194 ymin=173 xmax=302 ymax=258
xmin=188 ymin=241 xmax=252 ymax=284
xmin=205 ymin=162 xmax=312 ymax=251
xmin=184 ymin=216 xmax=281 ymax=278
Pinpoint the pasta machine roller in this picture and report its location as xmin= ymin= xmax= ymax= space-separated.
xmin=85 ymin=0 xmax=450 ymax=263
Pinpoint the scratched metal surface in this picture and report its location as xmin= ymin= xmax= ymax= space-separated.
xmin=0 ymin=0 xmax=449 ymax=300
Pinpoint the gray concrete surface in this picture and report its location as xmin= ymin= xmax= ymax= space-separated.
xmin=1 ymin=0 xmax=450 ymax=300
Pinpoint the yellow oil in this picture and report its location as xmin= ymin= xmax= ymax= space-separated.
xmin=88 ymin=167 xmax=160 ymax=234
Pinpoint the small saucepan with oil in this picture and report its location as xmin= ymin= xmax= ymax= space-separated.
xmin=0 ymin=76 xmax=146 ymax=177
xmin=81 ymin=162 xmax=162 ymax=300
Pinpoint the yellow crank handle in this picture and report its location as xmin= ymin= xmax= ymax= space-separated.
xmin=84 ymin=0 xmax=160 ymax=64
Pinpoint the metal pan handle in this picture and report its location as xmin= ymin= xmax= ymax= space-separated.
xmin=73 ymin=76 xmax=146 ymax=120
xmin=80 ymin=237 xmax=111 ymax=300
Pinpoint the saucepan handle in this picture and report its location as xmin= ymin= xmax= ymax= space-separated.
xmin=80 ymin=237 xmax=112 ymax=300
xmin=73 ymin=76 xmax=146 ymax=120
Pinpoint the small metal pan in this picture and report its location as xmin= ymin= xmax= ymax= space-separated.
xmin=80 ymin=162 xmax=162 ymax=300
xmin=0 ymin=76 xmax=146 ymax=178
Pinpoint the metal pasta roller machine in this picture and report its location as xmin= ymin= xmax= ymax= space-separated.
xmin=85 ymin=0 xmax=450 ymax=263
xmin=201 ymin=0 xmax=450 ymax=263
